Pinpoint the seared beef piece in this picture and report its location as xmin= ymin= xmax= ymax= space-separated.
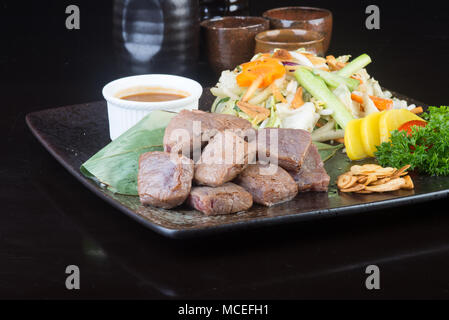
xmin=138 ymin=151 xmax=194 ymax=209
xmin=163 ymin=110 xmax=252 ymax=158
xmin=235 ymin=164 xmax=298 ymax=207
xmin=256 ymin=128 xmax=312 ymax=172
xmin=289 ymin=144 xmax=330 ymax=192
xmin=188 ymin=183 xmax=253 ymax=215
xmin=194 ymin=131 xmax=256 ymax=187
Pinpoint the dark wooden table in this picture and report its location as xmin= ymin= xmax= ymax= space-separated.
xmin=1 ymin=0 xmax=449 ymax=299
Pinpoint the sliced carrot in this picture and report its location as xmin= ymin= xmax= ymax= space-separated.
xmin=236 ymin=101 xmax=270 ymax=121
xmin=369 ymin=95 xmax=393 ymax=111
xmin=236 ymin=57 xmax=286 ymax=88
xmin=241 ymin=75 xmax=264 ymax=102
xmin=351 ymin=93 xmax=364 ymax=104
xmin=290 ymin=87 xmax=305 ymax=109
xmin=335 ymin=138 xmax=345 ymax=144
xmin=410 ymin=106 xmax=424 ymax=114
xmin=351 ymin=93 xmax=393 ymax=111
xmin=271 ymin=83 xmax=287 ymax=103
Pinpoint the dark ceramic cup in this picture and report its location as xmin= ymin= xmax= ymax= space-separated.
xmin=263 ymin=7 xmax=333 ymax=53
xmin=255 ymin=29 xmax=325 ymax=56
xmin=201 ymin=16 xmax=269 ymax=73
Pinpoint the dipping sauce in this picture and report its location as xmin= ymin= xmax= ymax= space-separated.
xmin=121 ymin=92 xmax=187 ymax=102
xmin=117 ymin=87 xmax=189 ymax=102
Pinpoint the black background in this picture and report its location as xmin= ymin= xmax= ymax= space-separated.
xmin=1 ymin=0 xmax=449 ymax=299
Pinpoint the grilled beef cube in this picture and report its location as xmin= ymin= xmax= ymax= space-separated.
xmin=235 ymin=163 xmax=298 ymax=207
xmin=138 ymin=151 xmax=194 ymax=209
xmin=289 ymin=144 xmax=330 ymax=192
xmin=256 ymin=128 xmax=312 ymax=172
xmin=188 ymin=183 xmax=253 ymax=215
xmin=163 ymin=110 xmax=252 ymax=158
xmin=194 ymin=131 xmax=256 ymax=187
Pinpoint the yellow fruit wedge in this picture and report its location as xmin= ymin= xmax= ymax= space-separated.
xmin=379 ymin=109 xmax=425 ymax=142
xmin=345 ymin=119 xmax=368 ymax=160
xmin=360 ymin=111 xmax=385 ymax=157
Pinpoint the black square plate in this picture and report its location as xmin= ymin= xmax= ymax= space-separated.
xmin=26 ymin=91 xmax=449 ymax=238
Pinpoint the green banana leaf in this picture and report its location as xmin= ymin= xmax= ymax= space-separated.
xmin=80 ymin=110 xmax=176 ymax=195
xmin=313 ymin=141 xmax=344 ymax=162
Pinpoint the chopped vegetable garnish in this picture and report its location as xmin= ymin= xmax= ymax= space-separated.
xmin=241 ymin=75 xmax=264 ymax=102
xmin=351 ymin=93 xmax=364 ymax=104
xmin=326 ymin=55 xmax=346 ymax=71
xmin=314 ymin=68 xmax=360 ymax=91
xmin=351 ymin=93 xmax=393 ymax=111
xmin=337 ymin=54 xmax=372 ymax=78
xmin=236 ymin=101 xmax=270 ymax=122
xmin=350 ymin=74 xmax=364 ymax=84
xmin=290 ymin=87 xmax=304 ymax=109
xmin=236 ymin=57 xmax=286 ymax=88
xmin=369 ymin=95 xmax=393 ymax=111
xmin=210 ymin=49 xmax=423 ymax=153
xmin=303 ymin=53 xmax=326 ymax=65
xmin=295 ymin=67 xmax=354 ymax=128
xmin=271 ymin=83 xmax=287 ymax=103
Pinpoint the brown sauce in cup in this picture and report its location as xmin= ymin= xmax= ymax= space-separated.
xmin=121 ymin=92 xmax=186 ymax=102
xmin=117 ymin=86 xmax=189 ymax=102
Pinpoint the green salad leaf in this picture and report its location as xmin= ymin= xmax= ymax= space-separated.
xmin=375 ymin=106 xmax=449 ymax=176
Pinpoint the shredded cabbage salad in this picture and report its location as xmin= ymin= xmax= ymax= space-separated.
xmin=210 ymin=48 xmax=418 ymax=142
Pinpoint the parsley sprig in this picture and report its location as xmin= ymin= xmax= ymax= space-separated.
xmin=375 ymin=106 xmax=449 ymax=176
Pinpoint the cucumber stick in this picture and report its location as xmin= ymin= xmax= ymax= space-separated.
xmin=336 ymin=54 xmax=372 ymax=78
xmin=295 ymin=67 xmax=354 ymax=129
xmin=313 ymin=68 xmax=360 ymax=91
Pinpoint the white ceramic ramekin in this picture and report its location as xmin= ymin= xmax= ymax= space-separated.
xmin=102 ymin=74 xmax=203 ymax=140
